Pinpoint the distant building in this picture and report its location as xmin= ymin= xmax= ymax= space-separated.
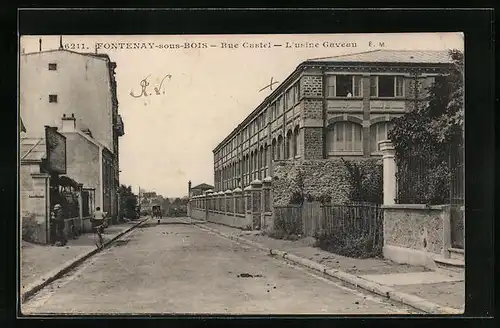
xmin=20 ymin=47 xmax=125 ymax=219
xmin=211 ymin=49 xmax=453 ymax=191
xmin=190 ymin=183 xmax=214 ymax=197
xmin=143 ymin=192 xmax=157 ymax=198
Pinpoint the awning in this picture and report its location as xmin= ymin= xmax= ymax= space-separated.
xmin=51 ymin=175 xmax=80 ymax=189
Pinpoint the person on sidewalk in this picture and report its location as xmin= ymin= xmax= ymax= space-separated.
xmin=53 ymin=204 xmax=67 ymax=247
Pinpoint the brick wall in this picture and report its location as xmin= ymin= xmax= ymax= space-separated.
xmin=303 ymin=128 xmax=323 ymax=159
xmin=302 ymin=99 xmax=323 ymax=120
xmin=272 ymin=158 xmax=382 ymax=206
xmin=300 ymin=75 xmax=323 ymax=97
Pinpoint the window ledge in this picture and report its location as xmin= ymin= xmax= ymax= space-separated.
xmin=370 ymin=151 xmax=383 ymax=156
xmin=326 ymin=97 xmax=363 ymax=100
xmin=370 ymin=97 xmax=405 ymax=100
xmin=328 ymin=151 xmax=363 ymax=156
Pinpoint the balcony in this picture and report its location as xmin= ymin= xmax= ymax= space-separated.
xmin=327 ymin=99 xmax=363 ymax=113
xmin=370 ymin=100 xmax=406 ymax=113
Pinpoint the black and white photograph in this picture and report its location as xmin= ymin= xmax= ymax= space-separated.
xmin=19 ymin=32 xmax=465 ymax=315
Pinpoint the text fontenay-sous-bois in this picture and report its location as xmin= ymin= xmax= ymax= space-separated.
xmin=63 ymin=40 xmax=373 ymax=51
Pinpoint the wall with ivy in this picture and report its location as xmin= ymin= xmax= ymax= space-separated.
xmin=271 ymin=158 xmax=383 ymax=206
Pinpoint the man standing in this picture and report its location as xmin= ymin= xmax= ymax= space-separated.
xmin=53 ymin=204 xmax=67 ymax=247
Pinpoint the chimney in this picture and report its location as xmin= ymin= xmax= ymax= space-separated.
xmin=188 ymin=180 xmax=192 ymax=197
xmin=61 ymin=113 xmax=76 ymax=132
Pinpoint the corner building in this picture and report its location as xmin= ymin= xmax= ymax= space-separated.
xmin=20 ymin=49 xmax=125 ymax=219
xmin=212 ymin=50 xmax=452 ymax=192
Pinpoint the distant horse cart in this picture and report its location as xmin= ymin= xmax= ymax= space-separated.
xmin=152 ymin=205 xmax=162 ymax=224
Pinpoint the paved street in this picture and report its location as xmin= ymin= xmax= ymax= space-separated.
xmin=22 ymin=218 xmax=419 ymax=315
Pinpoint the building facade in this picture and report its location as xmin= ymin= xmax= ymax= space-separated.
xmin=212 ymin=50 xmax=452 ymax=192
xmin=20 ymin=48 xmax=125 ymax=219
xmin=59 ymin=114 xmax=116 ymax=217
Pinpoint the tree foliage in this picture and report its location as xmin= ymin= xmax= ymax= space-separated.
xmin=388 ymin=49 xmax=464 ymax=204
xmin=388 ymin=49 xmax=464 ymax=153
xmin=118 ymin=185 xmax=138 ymax=219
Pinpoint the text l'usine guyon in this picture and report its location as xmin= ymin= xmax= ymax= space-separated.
xmin=63 ymin=40 xmax=369 ymax=51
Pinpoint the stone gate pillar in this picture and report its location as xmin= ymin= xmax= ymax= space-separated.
xmin=250 ymin=179 xmax=262 ymax=230
xmin=379 ymin=140 xmax=397 ymax=205
xmin=261 ymin=176 xmax=272 ymax=231
xmin=244 ymin=185 xmax=252 ymax=229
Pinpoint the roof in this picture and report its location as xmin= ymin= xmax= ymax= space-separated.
xmin=192 ymin=183 xmax=214 ymax=190
xmin=22 ymin=48 xmax=112 ymax=61
xmin=307 ymin=49 xmax=452 ymax=64
xmin=20 ymin=137 xmax=46 ymax=161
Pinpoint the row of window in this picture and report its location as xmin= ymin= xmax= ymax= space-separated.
xmin=215 ymin=75 xmax=411 ymax=162
xmin=215 ymin=82 xmax=301 ymax=161
xmin=325 ymin=75 xmax=405 ymax=98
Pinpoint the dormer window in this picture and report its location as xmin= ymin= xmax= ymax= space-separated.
xmin=48 ymin=63 xmax=57 ymax=71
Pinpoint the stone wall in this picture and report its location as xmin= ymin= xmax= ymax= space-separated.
xmin=191 ymin=208 xmax=206 ymax=221
xmin=272 ymin=158 xmax=382 ymax=206
xmin=207 ymin=212 xmax=251 ymax=229
xmin=382 ymin=204 xmax=450 ymax=269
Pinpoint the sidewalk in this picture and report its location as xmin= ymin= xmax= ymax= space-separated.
xmin=21 ymin=218 xmax=147 ymax=300
xmin=192 ymin=220 xmax=465 ymax=314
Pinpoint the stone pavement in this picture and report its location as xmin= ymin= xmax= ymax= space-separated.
xmin=193 ymin=221 xmax=465 ymax=312
xmin=21 ymin=219 xmax=145 ymax=294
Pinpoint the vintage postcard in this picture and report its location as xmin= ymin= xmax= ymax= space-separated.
xmin=19 ymin=32 xmax=464 ymax=315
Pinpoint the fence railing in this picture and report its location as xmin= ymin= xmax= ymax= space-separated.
xmin=396 ymin=144 xmax=464 ymax=205
xmin=322 ymin=202 xmax=383 ymax=247
xmin=273 ymin=201 xmax=383 ymax=246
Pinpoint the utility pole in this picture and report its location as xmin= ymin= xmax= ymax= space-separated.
xmin=137 ymin=186 xmax=141 ymax=218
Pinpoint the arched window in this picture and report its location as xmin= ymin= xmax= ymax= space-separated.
xmin=293 ymin=126 xmax=299 ymax=158
xmin=326 ymin=121 xmax=363 ymax=153
xmin=286 ymin=130 xmax=293 ymax=159
xmin=272 ymin=139 xmax=277 ymax=160
xmin=370 ymin=121 xmax=395 ymax=153
xmin=277 ymin=135 xmax=283 ymax=160
xmin=253 ymin=150 xmax=258 ymax=180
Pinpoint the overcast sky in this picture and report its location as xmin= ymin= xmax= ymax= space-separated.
xmin=20 ymin=33 xmax=463 ymax=197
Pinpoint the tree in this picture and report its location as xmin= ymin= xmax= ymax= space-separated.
xmin=118 ymin=185 xmax=138 ymax=220
xmin=389 ymin=49 xmax=464 ymax=153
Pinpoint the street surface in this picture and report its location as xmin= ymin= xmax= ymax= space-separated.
xmin=22 ymin=218 xmax=419 ymax=315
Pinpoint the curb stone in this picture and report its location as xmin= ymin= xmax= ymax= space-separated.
xmin=186 ymin=219 xmax=464 ymax=315
xmin=21 ymin=217 xmax=149 ymax=304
